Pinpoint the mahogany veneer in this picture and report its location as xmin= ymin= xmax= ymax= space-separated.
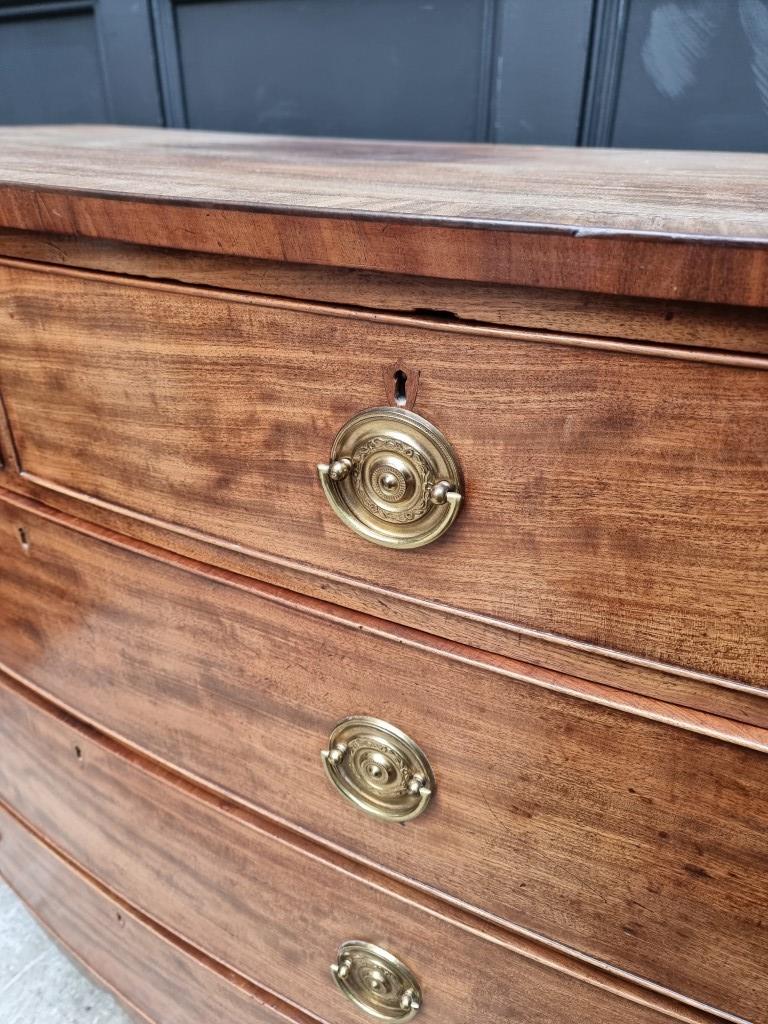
xmin=0 ymin=806 xmax=313 ymax=1024
xmin=0 ymin=126 xmax=765 ymax=1024
xmin=0 ymin=490 xmax=766 ymax=1022
xmin=2 ymin=125 xmax=768 ymax=305
xmin=0 ymin=679 xmax=724 ymax=1024
xmin=0 ymin=261 xmax=765 ymax=700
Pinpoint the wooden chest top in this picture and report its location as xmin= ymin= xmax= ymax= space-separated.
xmin=2 ymin=124 xmax=768 ymax=304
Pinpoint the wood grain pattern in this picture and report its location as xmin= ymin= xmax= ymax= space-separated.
xmin=0 ymin=494 xmax=766 ymax=1022
xmin=0 ymin=807 xmax=318 ymax=1024
xmin=0 ymin=386 xmax=17 ymax=474
xmin=0 ymin=261 xmax=765 ymax=690
xmin=0 ymin=676 xmax=750 ymax=1024
xmin=4 ymin=480 xmax=766 ymax=729
xmin=2 ymin=126 xmax=768 ymax=303
xmin=3 ymin=126 xmax=766 ymax=1024
xmin=3 ymin=229 xmax=768 ymax=356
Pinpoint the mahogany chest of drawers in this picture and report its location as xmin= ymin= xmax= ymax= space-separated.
xmin=0 ymin=126 xmax=765 ymax=1024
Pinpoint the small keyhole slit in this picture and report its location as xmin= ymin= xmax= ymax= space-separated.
xmin=17 ymin=527 xmax=29 ymax=553
xmin=393 ymin=369 xmax=408 ymax=406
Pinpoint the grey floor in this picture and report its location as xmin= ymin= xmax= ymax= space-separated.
xmin=0 ymin=880 xmax=132 ymax=1024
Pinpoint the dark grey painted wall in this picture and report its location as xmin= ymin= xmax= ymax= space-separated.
xmin=1 ymin=0 xmax=767 ymax=151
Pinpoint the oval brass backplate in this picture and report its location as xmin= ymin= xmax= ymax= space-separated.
xmin=322 ymin=717 xmax=435 ymax=823
xmin=331 ymin=940 xmax=422 ymax=1021
xmin=317 ymin=406 xmax=463 ymax=549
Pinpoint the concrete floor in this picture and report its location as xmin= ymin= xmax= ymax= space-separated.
xmin=0 ymin=880 xmax=132 ymax=1024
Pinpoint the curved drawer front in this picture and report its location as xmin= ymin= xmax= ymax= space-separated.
xmin=0 ymin=497 xmax=765 ymax=1022
xmin=0 ymin=808 xmax=312 ymax=1024
xmin=0 ymin=680 xmax=687 ymax=1024
xmin=0 ymin=263 xmax=766 ymax=685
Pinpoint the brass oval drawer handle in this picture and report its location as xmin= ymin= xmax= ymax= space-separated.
xmin=322 ymin=716 xmax=435 ymax=823
xmin=331 ymin=940 xmax=422 ymax=1021
xmin=317 ymin=406 xmax=462 ymax=549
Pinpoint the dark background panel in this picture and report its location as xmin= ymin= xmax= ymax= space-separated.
xmin=95 ymin=0 xmax=163 ymax=126
xmin=0 ymin=4 xmax=107 ymax=124
xmin=0 ymin=0 xmax=162 ymax=127
xmin=174 ymin=0 xmax=495 ymax=141
xmin=492 ymin=0 xmax=594 ymax=145
xmin=612 ymin=0 xmax=768 ymax=151
xmin=0 ymin=0 xmax=767 ymax=151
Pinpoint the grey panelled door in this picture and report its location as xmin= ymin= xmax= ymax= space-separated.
xmin=1 ymin=0 xmax=767 ymax=151
xmin=0 ymin=0 xmax=161 ymax=126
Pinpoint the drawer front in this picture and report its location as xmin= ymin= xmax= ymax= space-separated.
xmin=1 ymin=497 xmax=766 ymax=1021
xmin=0 ymin=263 xmax=766 ymax=686
xmin=0 ymin=808 xmax=311 ymax=1024
xmin=0 ymin=679 xmax=685 ymax=1024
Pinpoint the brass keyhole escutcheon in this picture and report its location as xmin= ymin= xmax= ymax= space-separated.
xmin=317 ymin=406 xmax=463 ymax=549
xmin=322 ymin=717 xmax=435 ymax=823
xmin=331 ymin=941 xmax=422 ymax=1021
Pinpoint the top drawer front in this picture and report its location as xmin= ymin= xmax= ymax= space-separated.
xmin=0 ymin=262 xmax=766 ymax=685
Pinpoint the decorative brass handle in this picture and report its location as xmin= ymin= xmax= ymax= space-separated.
xmin=322 ymin=717 xmax=435 ymax=823
xmin=317 ymin=406 xmax=462 ymax=549
xmin=331 ymin=941 xmax=422 ymax=1021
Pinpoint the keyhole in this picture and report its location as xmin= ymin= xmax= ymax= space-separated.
xmin=393 ymin=369 xmax=408 ymax=406
xmin=17 ymin=527 xmax=29 ymax=553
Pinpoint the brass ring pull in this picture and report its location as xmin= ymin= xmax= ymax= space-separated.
xmin=322 ymin=717 xmax=435 ymax=823
xmin=317 ymin=406 xmax=463 ymax=549
xmin=331 ymin=941 xmax=422 ymax=1021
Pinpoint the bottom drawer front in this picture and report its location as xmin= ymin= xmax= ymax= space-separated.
xmin=0 ymin=678 xmax=685 ymax=1024
xmin=0 ymin=807 xmax=308 ymax=1024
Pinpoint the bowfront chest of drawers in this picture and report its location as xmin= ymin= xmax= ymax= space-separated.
xmin=0 ymin=126 xmax=766 ymax=1024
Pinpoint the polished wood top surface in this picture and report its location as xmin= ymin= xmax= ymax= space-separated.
xmin=2 ymin=126 xmax=768 ymax=304
xmin=0 ymin=125 xmax=766 ymax=239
